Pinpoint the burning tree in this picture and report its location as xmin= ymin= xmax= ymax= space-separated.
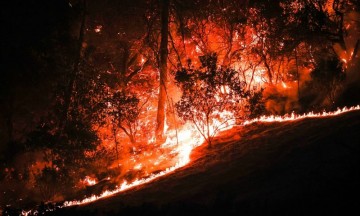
xmin=175 ymin=53 xmax=248 ymax=147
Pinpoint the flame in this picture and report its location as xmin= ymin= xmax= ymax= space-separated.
xmin=81 ymin=176 xmax=97 ymax=186
xmin=134 ymin=163 xmax=142 ymax=170
xmin=163 ymin=122 xmax=203 ymax=166
xmin=281 ymin=81 xmax=288 ymax=89
xmin=63 ymin=166 xmax=179 ymax=207
xmin=243 ymin=105 xmax=360 ymax=125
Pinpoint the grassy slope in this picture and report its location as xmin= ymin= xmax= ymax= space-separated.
xmin=63 ymin=110 xmax=360 ymax=215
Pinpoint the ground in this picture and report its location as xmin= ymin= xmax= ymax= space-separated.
xmin=30 ymin=110 xmax=360 ymax=215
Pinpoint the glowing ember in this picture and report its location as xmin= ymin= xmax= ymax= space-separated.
xmin=94 ymin=25 xmax=102 ymax=33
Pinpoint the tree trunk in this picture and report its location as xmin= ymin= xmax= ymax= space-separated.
xmin=156 ymin=0 xmax=169 ymax=141
xmin=128 ymin=125 xmax=136 ymax=144
xmin=61 ymin=0 xmax=87 ymax=130
xmin=257 ymin=49 xmax=273 ymax=84
xmin=222 ymin=24 xmax=234 ymax=66
xmin=295 ymin=48 xmax=300 ymax=98
xmin=206 ymin=114 xmax=211 ymax=148
xmin=6 ymin=109 xmax=13 ymax=144
xmin=112 ymin=127 xmax=119 ymax=161
xmin=5 ymin=91 xmax=14 ymax=144
xmin=262 ymin=55 xmax=273 ymax=84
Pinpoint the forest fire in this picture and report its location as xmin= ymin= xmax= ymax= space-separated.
xmin=62 ymin=109 xmax=236 ymax=207
xmin=58 ymin=105 xmax=359 ymax=208
xmin=2 ymin=0 xmax=360 ymax=215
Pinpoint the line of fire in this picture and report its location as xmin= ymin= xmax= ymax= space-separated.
xmin=1 ymin=0 xmax=359 ymax=215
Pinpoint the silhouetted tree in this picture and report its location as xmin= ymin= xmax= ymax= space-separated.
xmin=105 ymin=91 xmax=140 ymax=159
xmin=310 ymin=57 xmax=346 ymax=106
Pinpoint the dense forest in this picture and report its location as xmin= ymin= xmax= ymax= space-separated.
xmin=1 ymin=0 xmax=359 ymax=211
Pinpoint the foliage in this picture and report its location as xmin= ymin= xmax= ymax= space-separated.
xmin=175 ymin=53 xmax=248 ymax=147
xmin=35 ymin=166 xmax=61 ymax=201
xmin=245 ymin=89 xmax=267 ymax=119
xmin=310 ymin=57 xmax=346 ymax=106
xmin=105 ymin=91 xmax=140 ymax=144
xmin=24 ymin=116 xmax=100 ymax=199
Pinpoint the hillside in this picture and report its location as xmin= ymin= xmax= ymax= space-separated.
xmin=54 ymin=110 xmax=360 ymax=215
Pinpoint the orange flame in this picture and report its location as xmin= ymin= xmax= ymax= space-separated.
xmin=243 ymin=105 xmax=360 ymax=125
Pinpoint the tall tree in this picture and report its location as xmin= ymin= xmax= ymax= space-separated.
xmin=156 ymin=0 xmax=170 ymax=141
xmin=61 ymin=0 xmax=87 ymax=132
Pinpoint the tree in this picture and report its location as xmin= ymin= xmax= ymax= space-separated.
xmin=24 ymin=112 xmax=100 ymax=201
xmin=105 ymin=91 xmax=140 ymax=159
xmin=175 ymin=53 xmax=248 ymax=147
xmin=310 ymin=57 xmax=346 ymax=106
xmin=156 ymin=0 xmax=170 ymax=141
xmin=35 ymin=167 xmax=60 ymax=201
xmin=245 ymin=89 xmax=267 ymax=119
